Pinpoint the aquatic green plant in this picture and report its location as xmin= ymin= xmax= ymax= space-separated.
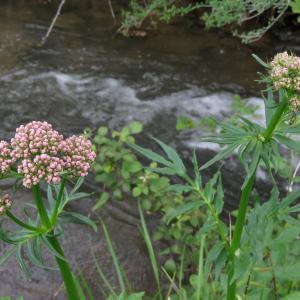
xmin=0 ymin=121 xmax=96 ymax=300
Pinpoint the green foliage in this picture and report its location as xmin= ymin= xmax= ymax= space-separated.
xmin=290 ymin=0 xmax=300 ymax=22
xmin=119 ymin=0 xmax=201 ymax=36
xmin=176 ymin=94 xmax=259 ymax=132
xmin=120 ymin=0 xmax=292 ymax=43
xmin=116 ymin=55 xmax=300 ymax=299
xmin=0 ymin=177 xmax=96 ymax=277
xmin=0 ymin=298 xmax=23 ymax=300
xmin=93 ymin=122 xmax=179 ymax=212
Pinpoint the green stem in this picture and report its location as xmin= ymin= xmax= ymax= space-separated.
xmin=6 ymin=210 xmax=41 ymax=232
xmin=32 ymin=184 xmax=51 ymax=228
xmin=226 ymin=97 xmax=288 ymax=300
xmin=32 ymin=183 xmax=78 ymax=300
xmin=197 ymin=189 xmax=230 ymax=254
xmin=47 ymin=232 xmax=79 ymax=300
xmin=51 ymin=177 xmax=66 ymax=224
xmin=226 ymin=173 xmax=256 ymax=300
xmin=263 ymin=98 xmax=288 ymax=142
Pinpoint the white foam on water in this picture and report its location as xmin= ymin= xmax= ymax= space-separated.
xmin=19 ymin=71 xmax=93 ymax=95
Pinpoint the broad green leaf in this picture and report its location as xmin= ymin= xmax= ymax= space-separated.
xmin=121 ymin=160 xmax=142 ymax=173
xmin=290 ymin=2 xmax=300 ymax=13
xmin=133 ymin=186 xmax=141 ymax=197
xmin=277 ymin=262 xmax=300 ymax=280
xmin=282 ymin=292 xmax=300 ymax=300
xmin=128 ymin=121 xmax=143 ymax=134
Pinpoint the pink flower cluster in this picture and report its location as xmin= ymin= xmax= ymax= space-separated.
xmin=60 ymin=135 xmax=96 ymax=178
xmin=290 ymin=95 xmax=300 ymax=112
xmin=270 ymin=52 xmax=300 ymax=91
xmin=11 ymin=121 xmax=63 ymax=159
xmin=0 ymin=194 xmax=12 ymax=214
xmin=0 ymin=121 xmax=96 ymax=188
xmin=0 ymin=141 xmax=13 ymax=174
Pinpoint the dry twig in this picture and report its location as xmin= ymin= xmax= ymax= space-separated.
xmin=40 ymin=0 xmax=66 ymax=46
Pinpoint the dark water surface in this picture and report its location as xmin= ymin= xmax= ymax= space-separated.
xmin=0 ymin=1 xmax=299 ymax=299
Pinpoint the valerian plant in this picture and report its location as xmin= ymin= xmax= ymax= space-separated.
xmin=0 ymin=121 xmax=96 ymax=300
xmin=126 ymin=51 xmax=300 ymax=299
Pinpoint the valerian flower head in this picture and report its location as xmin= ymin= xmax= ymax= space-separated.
xmin=270 ymin=52 xmax=300 ymax=91
xmin=0 ymin=121 xmax=96 ymax=188
xmin=60 ymin=135 xmax=96 ymax=178
xmin=290 ymin=95 xmax=300 ymax=113
xmin=0 ymin=194 xmax=13 ymax=214
xmin=11 ymin=121 xmax=63 ymax=160
xmin=0 ymin=141 xmax=13 ymax=173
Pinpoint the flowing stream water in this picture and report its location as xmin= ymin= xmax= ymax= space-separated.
xmin=0 ymin=1 xmax=299 ymax=299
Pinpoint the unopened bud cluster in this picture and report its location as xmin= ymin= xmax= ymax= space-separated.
xmin=0 ymin=194 xmax=12 ymax=214
xmin=290 ymin=95 xmax=300 ymax=113
xmin=270 ymin=52 xmax=300 ymax=91
xmin=0 ymin=121 xmax=96 ymax=188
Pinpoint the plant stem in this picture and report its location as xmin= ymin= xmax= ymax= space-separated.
xmin=51 ymin=177 xmax=66 ymax=224
xmin=184 ymin=175 xmax=230 ymax=253
xmin=32 ymin=184 xmax=78 ymax=300
xmin=6 ymin=210 xmax=41 ymax=232
xmin=32 ymin=184 xmax=51 ymax=228
xmin=263 ymin=98 xmax=288 ymax=142
xmin=226 ymin=173 xmax=256 ymax=300
xmin=226 ymin=97 xmax=288 ymax=300
xmin=197 ymin=189 xmax=230 ymax=253
xmin=47 ymin=232 xmax=79 ymax=300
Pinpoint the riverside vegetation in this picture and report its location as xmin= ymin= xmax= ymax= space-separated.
xmin=120 ymin=0 xmax=300 ymax=43
xmin=2 ymin=52 xmax=300 ymax=299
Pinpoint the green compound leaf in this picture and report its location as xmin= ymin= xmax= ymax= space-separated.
xmin=152 ymin=137 xmax=186 ymax=175
xmin=0 ymin=246 xmax=17 ymax=266
xmin=165 ymin=200 xmax=203 ymax=225
xmin=92 ymin=192 xmax=110 ymax=211
xmin=200 ymin=143 xmax=240 ymax=170
xmin=16 ymin=245 xmax=31 ymax=279
xmin=59 ymin=211 xmax=97 ymax=232
xmin=128 ymin=142 xmax=173 ymax=167
xmin=274 ymin=134 xmax=300 ymax=154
